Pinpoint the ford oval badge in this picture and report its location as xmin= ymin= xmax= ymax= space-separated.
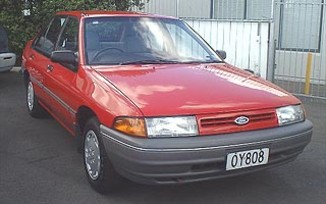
xmin=234 ymin=116 xmax=249 ymax=125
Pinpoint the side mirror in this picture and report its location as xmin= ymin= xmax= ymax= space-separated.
xmin=51 ymin=50 xmax=77 ymax=64
xmin=51 ymin=50 xmax=78 ymax=71
xmin=216 ymin=50 xmax=226 ymax=60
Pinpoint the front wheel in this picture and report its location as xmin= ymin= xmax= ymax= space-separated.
xmin=83 ymin=117 xmax=121 ymax=193
xmin=26 ymin=80 xmax=45 ymax=118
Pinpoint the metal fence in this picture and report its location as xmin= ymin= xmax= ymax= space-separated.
xmin=133 ymin=0 xmax=326 ymax=99
xmin=134 ymin=0 xmax=273 ymax=20
xmin=273 ymin=0 xmax=326 ymax=99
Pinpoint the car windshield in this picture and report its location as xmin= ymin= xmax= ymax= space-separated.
xmin=84 ymin=17 xmax=221 ymax=65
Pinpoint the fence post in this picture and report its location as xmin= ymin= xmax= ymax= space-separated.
xmin=267 ymin=23 xmax=276 ymax=82
xmin=210 ymin=0 xmax=215 ymax=19
xmin=304 ymin=53 xmax=313 ymax=95
xmin=267 ymin=0 xmax=276 ymax=82
xmin=176 ymin=0 xmax=179 ymax=17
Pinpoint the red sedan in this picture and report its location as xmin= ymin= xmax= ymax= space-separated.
xmin=22 ymin=11 xmax=313 ymax=193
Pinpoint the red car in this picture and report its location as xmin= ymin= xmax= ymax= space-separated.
xmin=22 ymin=11 xmax=313 ymax=193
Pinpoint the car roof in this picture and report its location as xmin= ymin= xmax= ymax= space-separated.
xmin=56 ymin=10 xmax=177 ymax=20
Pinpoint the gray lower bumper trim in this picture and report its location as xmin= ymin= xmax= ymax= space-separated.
xmin=100 ymin=120 xmax=313 ymax=152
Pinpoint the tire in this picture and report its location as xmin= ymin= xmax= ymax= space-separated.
xmin=26 ymin=80 xmax=45 ymax=118
xmin=83 ymin=117 xmax=121 ymax=193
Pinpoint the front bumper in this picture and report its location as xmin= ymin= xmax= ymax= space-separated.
xmin=100 ymin=120 xmax=313 ymax=185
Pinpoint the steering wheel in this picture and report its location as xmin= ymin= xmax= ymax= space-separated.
xmin=92 ymin=47 xmax=124 ymax=62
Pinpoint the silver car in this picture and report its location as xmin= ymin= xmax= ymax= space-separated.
xmin=0 ymin=24 xmax=16 ymax=72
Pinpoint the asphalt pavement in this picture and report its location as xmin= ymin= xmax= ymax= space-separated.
xmin=0 ymin=71 xmax=325 ymax=204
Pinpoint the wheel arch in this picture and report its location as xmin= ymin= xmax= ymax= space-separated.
xmin=75 ymin=105 xmax=99 ymax=153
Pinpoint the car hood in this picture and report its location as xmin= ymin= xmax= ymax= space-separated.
xmin=94 ymin=63 xmax=300 ymax=116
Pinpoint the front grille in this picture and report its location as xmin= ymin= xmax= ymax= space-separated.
xmin=198 ymin=110 xmax=278 ymax=135
xmin=201 ymin=112 xmax=275 ymax=127
xmin=250 ymin=113 xmax=275 ymax=122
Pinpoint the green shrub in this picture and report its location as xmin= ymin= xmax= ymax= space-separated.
xmin=0 ymin=0 xmax=146 ymax=64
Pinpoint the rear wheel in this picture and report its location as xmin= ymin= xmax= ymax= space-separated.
xmin=26 ymin=80 xmax=45 ymax=118
xmin=83 ymin=117 xmax=121 ymax=193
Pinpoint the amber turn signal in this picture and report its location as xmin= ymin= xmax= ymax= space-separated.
xmin=113 ymin=117 xmax=147 ymax=137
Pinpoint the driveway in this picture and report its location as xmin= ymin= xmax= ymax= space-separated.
xmin=0 ymin=71 xmax=325 ymax=204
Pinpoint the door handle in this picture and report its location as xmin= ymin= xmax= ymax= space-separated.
xmin=47 ymin=65 xmax=54 ymax=72
xmin=29 ymin=55 xmax=35 ymax=60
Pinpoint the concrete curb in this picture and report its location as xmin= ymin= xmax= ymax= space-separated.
xmin=11 ymin=67 xmax=21 ymax=72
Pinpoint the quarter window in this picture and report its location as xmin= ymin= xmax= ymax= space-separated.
xmin=57 ymin=18 xmax=79 ymax=52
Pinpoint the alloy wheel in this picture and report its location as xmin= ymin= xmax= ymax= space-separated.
xmin=27 ymin=81 xmax=34 ymax=111
xmin=84 ymin=130 xmax=101 ymax=180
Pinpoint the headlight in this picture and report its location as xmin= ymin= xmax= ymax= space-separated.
xmin=146 ymin=116 xmax=198 ymax=138
xmin=276 ymin=105 xmax=305 ymax=126
xmin=113 ymin=116 xmax=199 ymax=138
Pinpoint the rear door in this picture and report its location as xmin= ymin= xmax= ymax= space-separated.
xmin=26 ymin=16 xmax=67 ymax=106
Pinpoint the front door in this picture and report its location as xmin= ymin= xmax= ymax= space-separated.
xmin=43 ymin=17 xmax=80 ymax=134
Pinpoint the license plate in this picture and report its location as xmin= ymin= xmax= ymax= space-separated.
xmin=226 ymin=148 xmax=269 ymax=171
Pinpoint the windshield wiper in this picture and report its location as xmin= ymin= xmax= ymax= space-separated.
xmin=197 ymin=59 xmax=223 ymax=63
xmin=120 ymin=58 xmax=180 ymax=65
xmin=176 ymin=59 xmax=223 ymax=64
xmin=119 ymin=58 xmax=223 ymax=65
xmin=119 ymin=58 xmax=180 ymax=65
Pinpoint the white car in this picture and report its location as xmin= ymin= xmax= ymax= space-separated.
xmin=0 ymin=24 xmax=16 ymax=72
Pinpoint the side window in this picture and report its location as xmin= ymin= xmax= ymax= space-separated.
xmin=34 ymin=16 xmax=67 ymax=55
xmin=57 ymin=18 xmax=79 ymax=52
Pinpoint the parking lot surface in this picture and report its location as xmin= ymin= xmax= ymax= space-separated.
xmin=1 ymin=71 xmax=325 ymax=204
